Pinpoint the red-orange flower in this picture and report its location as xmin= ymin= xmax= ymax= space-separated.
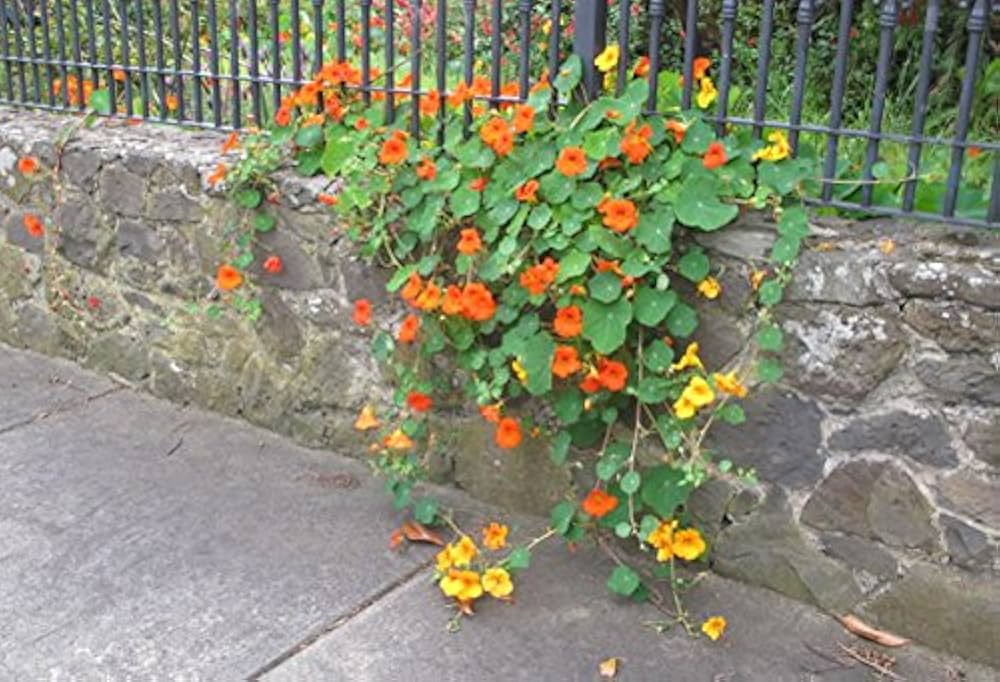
xmin=633 ymin=56 xmax=651 ymax=77
xmin=220 ymin=132 xmax=240 ymax=153
xmin=551 ymin=346 xmax=582 ymax=379
xmin=480 ymin=403 xmax=501 ymax=423
xmin=553 ymin=305 xmax=583 ymax=338
xmin=579 ymin=370 xmax=603 ymax=394
xmin=581 ymin=489 xmax=619 ymax=518
xmin=401 ymin=272 xmax=423 ymax=305
xmin=419 ymin=89 xmax=441 ymax=117
xmin=379 ymin=135 xmax=408 ymax=165
xmin=555 ymin=146 xmax=587 ymax=177
xmin=495 ymin=417 xmax=522 ymax=449
xmin=456 ymin=228 xmax=482 ymax=255
xmin=274 ymin=106 xmax=292 ymax=127
xmin=597 ymin=358 xmax=628 ymax=392
xmin=519 ymin=257 xmax=559 ymax=296
xmin=703 ymin=141 xmax=727 ymax=170
xmin=665 ymin=120 xmax=687 ymax=144
xmin=693 ymin=56 xmax=712 ymax=80
xmin=416 ymin=156 xmax=437 ymax=180
xmin=354 ymin=117 xmax=369 ymax=131
xmin=513 ymin=104 xmax=535 ymax=133
xmin=216 ymin=265 xmax=243 ymax=291
xmin=480 ymin=117 xmax=513 ymax=156
xmin=17 ymin=156 xmax=39 ymax=175
xmin=619 ymin=123 xmax=653 ymax=164
xmin=469 ymin=176 xmax=489 ymax=192
xmin=353 ymin=299 xmax=372 ymax=326
xmin=415 ymin=281 xmax=442 ymax=311
xmin=318 ymin=193 xmax=339 ymax=206
xmin=515 ymin=179 xmax=539 ymax=203
xmin=207 ymin=162 xmax=227 ymax=187
xmin=22 ymin=213 xmax=44 ymax=238
xmin=398 ymin=313 xmax=421 ymax=343
xmin=263 ymin=255 xmax=283 ymax=274
xmin=597 ymin=198 xmax=639 ymax=232
xmin=442 ymin=285 xmax=464 ymax=315
xmin=461 ymin=282 xmax=497 ymax=322
xmin=407 ymin=391 xmax=433 ymax=412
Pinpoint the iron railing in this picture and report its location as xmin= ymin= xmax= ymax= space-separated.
xmin=0 ymin=1 xmax=996 ymax=227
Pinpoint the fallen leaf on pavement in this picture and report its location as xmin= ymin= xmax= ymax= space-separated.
xmin=400 ymin=520 xmax=446 ymax=546
xmin=838 ymin=614 xmax=909 ymax=647
xmin=598 ymin=657 xmax=619 ymax=678
xmin=388 ymin=528 xmax=405 ymax=549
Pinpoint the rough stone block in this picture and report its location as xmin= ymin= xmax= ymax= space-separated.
xmin=820 ymin=534 xmax=899 ymax=588
xmin=940 ymin=514 xmax=996 ymax=572
xmin=828 ymin=410 xmax=958 ymax=468
xmin=147 ymin=189 xmax=204 ymax=223
xmin=914 ymin=354 xmax=1000 ymax=407
xmin=963 ymin=414 xmax=1000 ymax=468
xmin=98 ymin=166 xmax=146 ymax=217
xmin=888 ymin=261 xmax=1000 ymax=310
xmin=903 ymin=299 xmax=998 ymax=353
xmin=937 ymin=471 xmax=1000 ymax=530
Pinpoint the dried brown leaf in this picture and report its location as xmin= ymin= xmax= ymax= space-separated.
xmin=838 ymin=614 xmax=909 ymax=647
xmin=598 ymin=657 xmax=619 ymax=678
xmin=400 ymin=520 xmax=446 ymax=546
xmin=388 ymin=528 xmax=405 ymax=549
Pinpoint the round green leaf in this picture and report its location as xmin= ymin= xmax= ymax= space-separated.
xmin=677 ymin=249 xmax=710 ymax=282
xmin=674 ymin=177 xmax=739 ymax=231
xmin=758 ymin=280 xmax=784 ymax=307
xmin=643 ymin=339 xmax=675 ymax=372
xmin=665 ymin=302 xmax=698 ymax=338
xmin=588 ymin=271 xmax=622 ymax=303
xmin=633 ymin=286 xmax=677 ymax=327
xmin=252 ymin=211 xmax=277 ymax=233
xmin=449 ymin=186 xmax=480 ymax=218
xmin=756 ymin=324 xmax=784 ymax=351
xmin=582 ymin=297 xmax=633 ymax=354
xmin=620 ymin=471 xmax=641 ymax=495
xmin=607 ymin=565 xmax=640 ymax=596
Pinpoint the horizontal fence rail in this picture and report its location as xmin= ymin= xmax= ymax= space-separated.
xmin=0 ymin=0 xmax=995 ymax=226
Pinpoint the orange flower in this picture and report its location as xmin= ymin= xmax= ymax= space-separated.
xmin=17 ymin=156 xmax=39 ymax=175
xmin=703 ymin=141 xmax=727 ymax=170
xmin=553 ymin=305 xmax=583 ymax=338
xmin=379 ymin=135 xmax=408 ymax=164
xmin=419 ymin=89 xmax=441 ymax=117
xmin=216 ymin=265 xmax=243 ymax=291
xmin=352 ymin=299 xmax=372 ymax=326
xmin=461 ymin=282 xmax=497 ymax=322
xmin=495 ymin=417 xmax=522 ymax=449
xmin=555 ymin=146 xmax=588 ymax=177
xmin=620 ymin=123 xmax=653 ymax=164
xmin=551 ymin=346 xmax=581 ymax=379
xmin=469 ymin=176 xmax=489 ymax=192
xmin=354 ymin=404 xmax=380 ymax=431
xmin=519 ymin=257 xmax=559 ymax=296
xmin=274 ymin=105 xmax=291 ymax=126
xmin=633 ymin=56 xmax=651 ymax=77
xmin=597 ymin=198 xmax=639 ymax=232
xmin=263 ymin=255 xmax=283 ymax=274
xmin=581 ymin=489 xmax=619 ymax=518
xmin=398 ymin=314 xmax=421 ymax=343
xmin=665 ymin=120 xmax=687 ymax=144
xmin=513 ymin=104 xmax=535 ymax=133
xmin=482 ymin=522 xmax=509 ymax=551
xmin=407 ymin=391 xmax=433 ymax=412
xmin=456 ymin=228 xmax=482 ymax=255
xmin=480 ymin=117 xmax=510 ymax=146
xmin=447 ymin=81 xmax=474 ymax=108
xmin=597 ymin=358 xmax=628 ymax=392
xmin=207 ymin=162 xmax=227 ymax=187
xmin=515 ymin=179 xmax=539 ymax=202
xmin=967 ymin=146 xmax=982 ymax=158
xmin=693 ymin=56 xmax=711 ymax=80
xmin=416 ymin=156 xmax=437 ymax=181
xmin=22 ymin=213 xmax=44 ymax=238
xmin=415 ymin=281 xmax=442 ymax=311
xmin=442 ymin=285 xmax=464 ymax=315
xmin=530 ymin=73 xmax=550 ymax=94
xmin=318 ymin=193 xmax=339 ymax=206
xmin=221 ymin=132 xmax=240 ymax=153
xmin=354 ymin=117 xmax=369 ymax=131
xmin=491 ymin=127 xmax=514 ymax=156
xmin=579 ymin=369 xmax=603 ymax=394
xmin=383 ymin=429 xmax=415 ymax=451
xmin=498 ymin=81 xmax=520 ymax=110
xmin=401 ymin=272 xmax=423 ymax=305
xmin=113 ymin=68 xmax=127 ymax=82
xmin=479 ymin=403 xmax=501 ymax=423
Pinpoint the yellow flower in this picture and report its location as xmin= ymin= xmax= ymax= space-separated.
xmin=701 ymin=615 xmax=727 ymax=641
xmin=670 ymin=342 xmax=704 ymax=372
xmin=696 ymin=77 xmax=717 ymax=109
xmin=672 ymin=528 xmax=706 ymax=561
xmin=594 ymin=45 xmax=620 ymax=73
xmin=541 ymin=18 xmax=552 ymax=36
xmin=482 ymin=522 xmax=509 ymax=551
xmin=749 ymin=269 xmax=767 ymax=291
xmin=382 ymin=429 xmax=414 ymax=450
xmin=481 ymin=567 xmax=514 ymax=598
xmin=448 ymin=535 xmax=478 ymax=567
xmin=435 ymin=547 xmax=453 ymax=573
xmin=713 ymin=371 xmax=748 ymax=398
xmin=512 ymin=358 xmax=528 ymax=384
xmin=647 ymin=520 xmax=676 ymax=562
xmin=353 ymin=404 xmax=380 ymax=431
xmin=439 ymin=569 xmax=483 ymax=602
xmin=752 ymin=131 xmax=791 ymax=162
xmin=697 ymin=276 xmax=721 ymax=299
xmin=682 ymin=376 xmax=715 ymax=408
xmin=673 ymin=395 xmax=696 ymax=420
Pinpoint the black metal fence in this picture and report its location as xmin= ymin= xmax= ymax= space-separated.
xmin=0 ymin=1 xmax=996 ymax=227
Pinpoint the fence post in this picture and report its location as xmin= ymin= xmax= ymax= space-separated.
xmin=572 ymin=0 xmax=607 ymax=100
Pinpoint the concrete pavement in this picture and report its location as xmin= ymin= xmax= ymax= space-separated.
xmin=1 ymin=345 xmax=995 ymax=681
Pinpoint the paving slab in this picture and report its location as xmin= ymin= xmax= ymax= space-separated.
xmin=0 ymin=347 xmax=115 ymax=431
xmin=0 ymin=381 xmax=435 ymax=679
xmin=266 ymin=536 xmax=997 ymax=682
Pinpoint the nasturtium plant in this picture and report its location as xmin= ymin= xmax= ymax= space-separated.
xmin=213 ymin=49 xmax=812 ymax=638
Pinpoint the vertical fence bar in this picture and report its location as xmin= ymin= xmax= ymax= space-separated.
xmin=989 ymin=157 xmax=1000 ymax=224
xmin=614 ymin=0 xmax=628 ymax=96
xmin=547 ymin=0 xmax=561 ymax=87
xmin=435 ymin=0 xmax=447 ymax=144
xmin=714 ymin=0 xmax=738 ymax=135
xmin=52 ymin=0 xmax=69 ymax=108
xmin=39 ymin=0 xmax=54 ymax=106
xmin=461 ymin=0 xmax=473 ymax=131
xmin=360 ymin=0 xmax=371 ymax=105
xmin=861 ymin=0 xmax=897 ymax=207
xmin=0 ymin=0 xmax=13 ymax=102
xmin=26 ymin=0 xmax=42 ymax=104
xmin=751 ymin=0 xmax=775 ymax=140
xmin=788 ymin=0 xmax=814 ymax=154
xmin=311 ymin=0 xmax=323 ymax=81
xmin=409 ymin=0 xmax=421 ymax=137
xmin=645 ymin=0 xmax=664 ymax=113
xmin=169 ymin=0 xmax=184 ymax=119
xmin=191 ymin=0 xmax=202 ymax=121
xmin=942 ymin=0 xmax=986 ymax=218
xmin=572 ymin=0 xmax=606 ymax=101
xmin=152 ymin=0 xmax=167 ymax=120
xmin=336 ymin=0 xmax=346 ymax=61
xmin=821 ymin=0 xmax=853 ymax=201
xmin=385 ymin=0 xmax=395 ymax=123
xmin=10 ymin=0 xmax=27 ymax=102
xmin=269 ymin=0 xmax=280 ymax=115
xmin=291 ymin=0 xmax=302 ymax=88
xmin=85 ymin=0 xmax=99 ymax=89
xmin=902 ymin=0 xmax=939 ymax=213
xmin=489 ymin=0 xmax=500 ymax=106
xmin=100 ymin=0 xmax=116 ymax=112
xmin=518 ymin=0 xmax=531 ymax=101
xmin=209 ymin=0 xmax=222 ymax=125
xmin=69 ymin=0 xmax=84 ymax=108
xmin=134 ymin=0 xmax=150 ymax=118
xmin=249 ymin=0 xmax=261 ymax=123
xmin=227 ymin=0 xmax=240 ymax=126
xmin=119 ymin=0 xmax=133 ymax=116
xmin=680 ymin=0 xmax=697 ymax=109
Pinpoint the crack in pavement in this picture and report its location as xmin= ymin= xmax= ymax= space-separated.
xmin=0 ymin=385 xmax=124 ymax=436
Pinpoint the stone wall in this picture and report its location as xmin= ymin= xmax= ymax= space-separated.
xmin=0 ymin=109 xmax=997 ymax=666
